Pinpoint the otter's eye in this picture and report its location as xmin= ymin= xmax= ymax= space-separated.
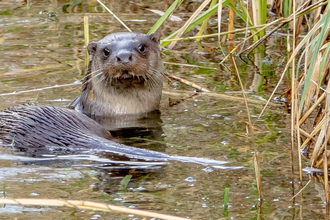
xmin=138 ymin=44 xmax=146 ymax=52
xmin=104 ymin=48 xmax=110 ymax=56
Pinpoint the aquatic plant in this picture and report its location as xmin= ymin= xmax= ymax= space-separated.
xmin=149 ymin=0 xmax=330 ymax=202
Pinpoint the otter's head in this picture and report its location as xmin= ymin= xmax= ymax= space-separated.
xmin=87 ymin=32 xmax=164 ymax=91
xmin=76 ymin=33 xmax=165 ymax=116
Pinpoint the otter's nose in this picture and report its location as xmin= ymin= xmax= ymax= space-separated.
xmin=116 ymin=52 xmax=134 ymax=64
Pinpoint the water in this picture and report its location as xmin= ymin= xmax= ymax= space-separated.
xmin=0 ymin=0 xmax=326 ymax=219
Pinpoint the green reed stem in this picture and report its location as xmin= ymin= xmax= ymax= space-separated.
xmin=223 ymin=188 xmax=229 ymax=207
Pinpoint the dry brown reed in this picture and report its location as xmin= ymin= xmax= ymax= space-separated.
xmin=228 ymin=0 xmax=235 ymax=40
xmin=295 ymin=30 xmax=330 ymax=171
xmin=163 ymin=72 xmax=210 ymax=92
xmin=254 ymin=154 xmax=263 ymax=199
xmin=0 ymin=198 xmax=189 ymax=220
xmin=84 ymin=15 xmax=89 ymax=71
xmin=168 ymin=0 xmax=212 ymax=49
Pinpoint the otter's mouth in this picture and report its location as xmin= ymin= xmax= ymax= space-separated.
xmin=121 ymin=70 xmax=134 ymax=80
xmin=109 ymin=70 xmax=145 ymax=85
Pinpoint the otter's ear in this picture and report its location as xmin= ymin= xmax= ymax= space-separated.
xmin=149 ymin=33 xmax=160 ymax=44
xmin=87 ymin=42 xmax=98 ymax=57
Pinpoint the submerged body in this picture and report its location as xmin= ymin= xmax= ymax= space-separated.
xmin=0 ymin=104 xmax=166 ymax=159
xmin=0 ymin=104 xmax=224 ymax=165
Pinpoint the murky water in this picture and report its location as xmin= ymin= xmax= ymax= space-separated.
xmin=0 ymin=0 xmax=326 ymax=219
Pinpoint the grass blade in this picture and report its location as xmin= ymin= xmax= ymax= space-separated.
xmin=148 ymin=0 xmax=183 ymax=34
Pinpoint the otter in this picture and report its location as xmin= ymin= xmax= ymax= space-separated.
xmin=0 ymin=32 xmax=224 ymax=165
xmin=69 ymin=32 xmax=164 ymax=117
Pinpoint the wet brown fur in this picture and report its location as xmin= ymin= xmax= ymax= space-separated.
xmin=69 ymin=32 xmax=164 ymax=116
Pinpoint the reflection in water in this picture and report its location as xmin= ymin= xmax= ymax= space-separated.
xmin=93 ymin=109 xmax=167 ymax=152
xmin=0 ymin=205 xmax=51 ymax=214
xmin=0 ymin=153 xmax=168 ymax=167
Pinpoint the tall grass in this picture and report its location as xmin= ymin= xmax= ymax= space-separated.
xmin=151 ymin=0 xmax=330 ymax=197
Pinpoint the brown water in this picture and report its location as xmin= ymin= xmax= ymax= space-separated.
xmin=0 ymin=0 xmax=326 ymax=219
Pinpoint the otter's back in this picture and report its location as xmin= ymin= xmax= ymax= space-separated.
xmin=0 ymin=104 xmax=111 ymax=149
xmin=0 ymin=104 xmax=226 ymax=165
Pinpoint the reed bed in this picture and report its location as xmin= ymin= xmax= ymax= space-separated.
xmin=153 ymin=0 xmax=330 ymax=200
